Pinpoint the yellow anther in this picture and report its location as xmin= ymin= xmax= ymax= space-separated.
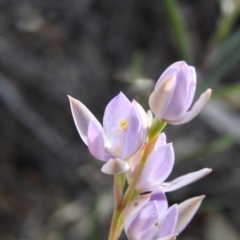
xmin=120 ymin=119 xmax=129 ymax=132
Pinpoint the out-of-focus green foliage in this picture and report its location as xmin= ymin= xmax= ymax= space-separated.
xmin=199 ymin=27 xmax=240 ymax=94
xmin=214 ymin=0 xmax=240 ymax=44
xmin=164 ymin=0 xmax=240 ymax=95
xmin=177 ymin=135 xmax=236 ymax=165
xmin=164 ymin=0 xmax=193 ymax=63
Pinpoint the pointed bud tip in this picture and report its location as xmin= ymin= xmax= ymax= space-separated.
xmin=205 ymin=168 xmax=212 ymax=174
xmin=176 ymin=194 xmax=206 ymax=233
xmin=203 ymin=89 xmax=212 ymax=103
xmin=195 ymin=195 xmax=205 ymax=200
xmin=179 ymin=61 xmax=187 ymax=68
xmin=68 ymin=95 xmax=77 ymax=104
xmin=201 ymin=168 xmax=212 ymax=177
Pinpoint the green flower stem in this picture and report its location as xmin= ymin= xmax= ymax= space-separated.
xmin=148 ymin=118 xmax=167 ymax=142
xmin=120 ymin=134 xmax=160 ymax=207
xmin=116 ymin=172 xmax=126 ymax=190
xmin=108 ymin=119 xmax=167 ymax=240
xmin=108 ymin=139 xmax=159 ymax=239
xmin=213 ymin=1 xmax=240 ymax=44
xmin=163 ymin=0 xmax=193 ymax=63
xmin=108 ymin=200 xmax=122 ymax=240
xmin=108 ymin=175 xmax=124 ymax=240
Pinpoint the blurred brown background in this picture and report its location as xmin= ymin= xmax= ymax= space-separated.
xmin=0 ymin=0 xmax=240 ymax=239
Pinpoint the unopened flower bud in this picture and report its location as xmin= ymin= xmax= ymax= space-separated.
xmin=149 ymin=61 xmax=211 ymax=125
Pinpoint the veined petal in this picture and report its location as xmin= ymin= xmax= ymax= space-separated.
xmin=163 ymin=68 xmax=196 ymax=120
xmin=161 ymin=168 xmax=212 ymax=192
xmin=156 ymin=234 xmax=178 ymax=240
xmin=109 ymin=136 xmax=124 ymax=158
xmin=159 ymin=204 xmax=178 ymax=238
xmin=184 ymin=66 xmax=196 ymax=110
xmin=149 ymin=76 xmax=176 ymax=120
xmin=121 ymin=108 xmax=141 ymax=159
xmin=169 ymin=89 xmax=212 ymax=125
xmin=68 ymin=96 xmax=99 ymax=145
xmin=175 ymin=195 xmax=205 ymax=233
xmin=132 ymin=100 xmax=150 ymax=143
xmin=123 ymin=193 xmax=152 ymax=232
xmin=103 ymin=92 xmax=132 ymax=142
xmin=132 ymin=100 xmax=151 ymax=130
xmin=101 ymin=158 xmax=129 ymax=175
xmin=87 ymin=120 xmax=106 ymax=161
xmin=136 ymin=143 xmax=174 ymax=192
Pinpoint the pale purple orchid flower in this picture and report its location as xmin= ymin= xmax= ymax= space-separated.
xmin=123 ymin=190 xmax=205 ymax=240
xmin=149 ymin=61 xmax=212 ymax=125
xmin=127 ymin=133 xmax=212 ymax=193
xmin=123 ymin=191 xmax=178 ymax=240
xmin=69 ymin=92 xmax=149 ymax=175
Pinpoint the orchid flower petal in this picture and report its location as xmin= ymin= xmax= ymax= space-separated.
xmin=132 ymin=100 xmax=151 ymax=130
xmin=128 ymin=201 xmax=160 ymax=240
xmin=123 ymin=193 xmax=152 ymax=232
xmin=103 ymin=92 xmax=132 ymax=142
xmin=68 ymin=96 xmax=99 ymax=145
xmin=101 ymin=158 xmax=129 ymax=175
xmin=127 ymin=133 xmax=171 ymax=192
xmin=136 ymin=143 xmax=174 ymax=192
xmin=185 ymin=66 xmax=197 ymax=110
xmin=132 ymin=100 xmax=151 ymax=144
xmin=161 ymin=168 xmax=212 ymax=192
xmin=169 ymin=89 xmax=212 ymax=125
xmin=121 ymin=109 xmax=141 ymax=159
xmin=163 ymin=67 xmax=196 ymax=120
xmin=124 ymin=191 xmax=168 ymax=240
xmin=149 ymin=76 xmax=176 ymax=120
xmin=150 ymin=190 xmax=168 ymax=215
xmin=147 ymin=110 xmax=153 ymax=125
xmin=156 ymin=132 xmax=167 ymax=145
xmin=156 ymin=61 xmax=185 ymax=88
xmin=175 ymin=195 xmax=205 ymax=233
xmin=159 ymin=204 xmax=178 ymax=238
xmin=87 ymin=120 xmax=106 ymax=161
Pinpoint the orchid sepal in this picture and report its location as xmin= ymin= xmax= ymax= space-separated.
xmin=160 ymin=168 xmax=212 ymax=192
xmin=175 ymin=195 xmax=205 ymax=233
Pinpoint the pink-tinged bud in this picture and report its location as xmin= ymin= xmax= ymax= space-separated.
xmin=149 ymin=61 xmax=212 ymax=125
